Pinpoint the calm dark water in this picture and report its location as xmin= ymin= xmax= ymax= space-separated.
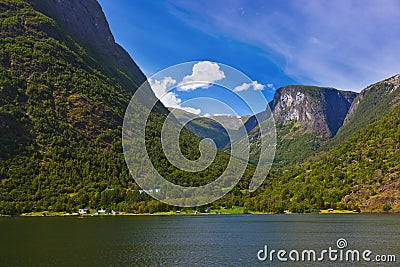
xmin=0 ymin=214 xmax=399 ymax=266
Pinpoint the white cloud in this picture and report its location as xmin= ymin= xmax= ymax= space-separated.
xmin=159 ymin=92 xmax=182 ymax=108
xmin=150 ymin=76 xmax=176 ymax=100
xmin=149 ymin=77 xmax=179 ymax=107
xmin=233 ymin=83 xmax=250 ymax=92
xmin=178 ymin=61 xmax=225 ymax=91
xmin=233 ymin=81 xmax=269 ymax=92
xmin=149 ymin=77 xmax=202 ymax=114
xmin=252 ymin=81 xmax=265 ymax=91
xmin=265 ymin=84 xmax=275 ymax=92
xmin=180 ymin=106 xmax=201 ymax=115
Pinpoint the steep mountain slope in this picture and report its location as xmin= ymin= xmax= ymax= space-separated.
xmin=28 ymin=0 xmax=151 ymax=93
xmin=244 ymin=86 xmax=357 ymax=165
xmin=0 ymin=0 xmax=236 ymax=215
xmin=327 ymin=74 xmax=400 ymax=148
xmin=249 ymin=103 xmax=400 ymax=213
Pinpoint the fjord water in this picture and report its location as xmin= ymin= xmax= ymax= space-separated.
xmin=0 ymin=214 xmax=398 ymax=266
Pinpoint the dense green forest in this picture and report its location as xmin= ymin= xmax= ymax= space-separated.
xmin=0 ymin=0 xmax=140 ymax=214
xmin=247 ymin=121 xmax=325 ymax=166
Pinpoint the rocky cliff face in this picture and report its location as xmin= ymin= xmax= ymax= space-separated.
xmin=241 ymin=85 xmax=357 ymax=165
xmin=269 ymin=86 xmax=357 ymax=137
xmin=245 ymin=86 xmax=357 ymax=138
xmin=28 ymin=0 xmax=146 ymax=87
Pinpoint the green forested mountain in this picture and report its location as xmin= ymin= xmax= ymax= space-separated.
xmin=0 ymin=0 xmax=242 ymax=215
xmin=168 ymin=108 xmax=232 ymax=149
xmin=248 ymin=103 xmax=400 ymax=213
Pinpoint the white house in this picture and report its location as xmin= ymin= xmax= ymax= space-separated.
xmin=78 ymin=208 xmax=88 ymax=215
xmin=97 ymin=208 xmax=106 ymax=214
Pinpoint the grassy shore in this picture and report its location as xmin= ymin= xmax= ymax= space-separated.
xmin=10 ymin=207 xmax=398 ymax=217
xmin=16 ymin=206 xmax=248 ymax=217
xmin=319 ymin=209 xmax=359 ymax=214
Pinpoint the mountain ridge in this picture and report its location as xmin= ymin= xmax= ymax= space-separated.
xmin=28 ymin=0 xmax=147 ymax=89
xmin=327 ymin=73 xmax=400 ymax=149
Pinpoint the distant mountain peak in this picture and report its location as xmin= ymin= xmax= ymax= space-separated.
xmin=28 ymin=0 xmax=146 ymax=87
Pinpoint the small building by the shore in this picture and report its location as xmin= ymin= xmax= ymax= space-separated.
xmin=79 ymin=208 xmax=89 ymax=215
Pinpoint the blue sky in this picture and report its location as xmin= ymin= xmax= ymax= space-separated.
xmin=98 ymin=0 xmax=400 ymax=116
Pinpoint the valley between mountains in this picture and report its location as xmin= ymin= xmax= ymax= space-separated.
xmin=0 ymin=0 xmax=399 ymax=215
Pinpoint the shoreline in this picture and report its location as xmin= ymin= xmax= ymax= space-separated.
xmin=3 ymin=209 xmax=397 ymax=217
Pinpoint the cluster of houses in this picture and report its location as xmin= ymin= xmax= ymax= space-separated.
xmin=74 ymin=188 xmax=162 ymax=216
xmin=126 ymin=188 xmax=161 ymax=194
xmin=137 ymin=188 xmax=161 ymax=194
xmin=78 ymin=208 xmax=119 ymax=215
